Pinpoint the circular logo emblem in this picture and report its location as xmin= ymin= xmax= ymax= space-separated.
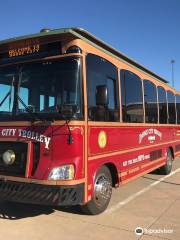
xmin=135 ymin=227 xmax=144 ymax=236
xmin=98 ymin=131 xmax=107 ymax=148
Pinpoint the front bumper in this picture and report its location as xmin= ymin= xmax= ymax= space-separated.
xmin=0 ymin=180 xmax=84 ymax=206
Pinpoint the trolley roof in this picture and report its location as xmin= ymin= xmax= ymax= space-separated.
xmin=0 ymin=27 xmax=168 ymax=83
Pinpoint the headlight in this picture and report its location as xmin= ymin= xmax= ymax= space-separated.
xmin=2 ymin=150 xmax=16 ymax=165
xmin=48 ymin=164 xmax=75 ymax=180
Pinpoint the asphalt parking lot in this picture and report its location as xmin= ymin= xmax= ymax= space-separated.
xmin=0 ymin=159 xmax=180 ymax=240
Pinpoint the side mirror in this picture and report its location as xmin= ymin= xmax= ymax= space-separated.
xmin=96 ymin=85 xmax=109 ymax=106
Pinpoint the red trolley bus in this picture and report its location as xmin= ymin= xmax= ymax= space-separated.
xmin=0 ymin=28 xmax=179 ymax=215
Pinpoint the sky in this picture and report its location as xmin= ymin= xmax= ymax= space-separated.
xmin=0 ymin=0 xmax=180 ymax=90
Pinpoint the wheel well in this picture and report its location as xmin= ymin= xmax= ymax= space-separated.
xmin=169 ymin=146 xmax=174 ymax=159
xmin=105 ymin=163 xmax=119 ymax=187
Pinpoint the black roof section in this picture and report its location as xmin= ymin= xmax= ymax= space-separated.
xmin=0 ymin=27 xmax=168 ymax=83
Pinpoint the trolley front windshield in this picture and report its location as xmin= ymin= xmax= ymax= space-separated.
xmin=0 ymin=56 xmax=83 ymax=121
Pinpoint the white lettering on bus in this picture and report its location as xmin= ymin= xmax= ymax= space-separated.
xmin=1 ymin=128 xmax=17 ymax=136
xmin=1 ymin=128 xmax=51 ymax=149
xmin=139 ymin=128 xmax=162 ymax=144
xmin=122 ymin=154 xmax=150 ymax=167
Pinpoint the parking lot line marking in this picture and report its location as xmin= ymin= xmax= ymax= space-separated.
xmin=106 ymin=168 xmax=180 ymax=214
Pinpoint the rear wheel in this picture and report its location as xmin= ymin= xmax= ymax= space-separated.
xmin=81 ymin=166 xmax=112 ymax=215
xmin=159 ymin=149 xmax=173 ymax=175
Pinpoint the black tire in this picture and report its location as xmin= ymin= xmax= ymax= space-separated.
xmin=81 ymin=166 xmax=112 ymax=215
xmin=159 ymin=149 xmax=173 ymax=175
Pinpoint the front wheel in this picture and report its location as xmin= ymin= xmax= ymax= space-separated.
xmin=159 ymin=149 xmax=173 ymax=175
xmin=81 ymin=166 xmax=112 ymax=215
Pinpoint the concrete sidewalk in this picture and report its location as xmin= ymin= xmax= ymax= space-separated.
xmin=0 ymin=159 xmax=180 ymax=240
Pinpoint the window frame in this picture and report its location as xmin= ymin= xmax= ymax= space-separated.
xmin=157 ymin=86 xmax=168 ymax=124
xmin=176 ymin=94 xmax=180 ymax=124
xmin=120 ymin=69 xmax=144 ymax=123
xmin=143 ymin=79 xmax=158 ymax=124
xmin=86 ymin=53 xmax=120 ymax=122
xmin=167 ymin=90 xmax=176 ymax=124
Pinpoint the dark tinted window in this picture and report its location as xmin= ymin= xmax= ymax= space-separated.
xmin=167 ymin=91 xmax=176 ymax=124
xmin=158 ymin=86 xmax=167 ymax=124
xmin=121 ymin=70 xmax=143 ymax=123
xmin=86 ymin=54 xmax=119 ymax=122
xmin=176 ymin=95 xmax=180 ymax=124
xmin=144 ymin=80 xmax=158 ymax=123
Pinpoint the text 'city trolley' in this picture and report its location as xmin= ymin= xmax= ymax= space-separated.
xmin=0 ymin=28 xmax=179 ymax=214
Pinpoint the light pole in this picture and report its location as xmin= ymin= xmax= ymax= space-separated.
xmin=171 ymin=60 xmax=175 ymax=88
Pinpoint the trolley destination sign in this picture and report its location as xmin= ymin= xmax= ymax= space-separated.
xmin=0 ymin=38 xmax=61 ymax=64
xmin=8 ymin=44 xmax=40 ymax=58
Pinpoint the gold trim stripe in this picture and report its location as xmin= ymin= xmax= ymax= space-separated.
xmin=88 ymin=140 xmax=180 ymax=161
xmin=128 ymin=167 xmax=140 ymax=174
xmin=88 ymin=195 xmax=92 ymax=201
xmin=0 ymin=120 xmax=179 ymax=127
xmin=25 ymin=142 xmax=32 ymax=177
xmin=141 ymin=157 xmax=165 ymax=169
xmin=118 ymin=158 xmax=165 ymax=178
xmin=121 ymin=162 xmax=164 ymax=185
xmin=88 ymin=122 xmax=180 ymax=127
xmin=0 ymin=175 xmax=85 ymax=186
xmin=119 ymin=172 xmax=128 ymax=177
xmin=0 ymin=120 xmax=86 ymax=127
xmin=82 ymin=53 xmax=88 ymax=203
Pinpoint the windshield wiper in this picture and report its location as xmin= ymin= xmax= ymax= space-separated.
xmin=0 ymin=91 xmax=10 ymax=108
xmin=16 ymin=94 xmax=55 ymax=123
xmin=16 ymin=94 xmax=35 ymax=114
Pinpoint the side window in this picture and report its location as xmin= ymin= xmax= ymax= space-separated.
xmin=157 ymin=86 xmax=167 ymax=124
xmin=144 ymin=80 xmax=158 ymax=123
xmin=86 ymin=54 xmax=119 ymax=122
xmin=176 ymin=95 xmax=180 ymax=124
xmin=167 ymin=91 xmax=176 ymax=124
xmin=120 ymin=70 xmax=143 ymax=123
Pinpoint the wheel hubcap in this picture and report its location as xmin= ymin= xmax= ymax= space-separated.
xmin=94 ymin=174 xmax=112 ymax=207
